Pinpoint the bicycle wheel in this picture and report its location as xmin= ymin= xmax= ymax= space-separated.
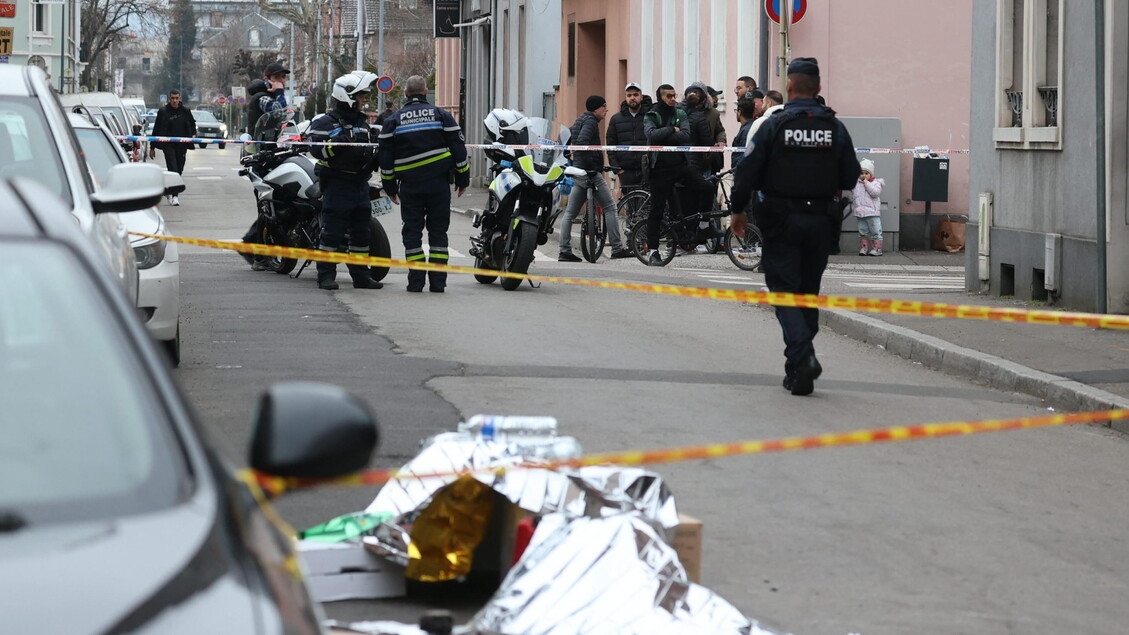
xmin=580 ymin=202 xmax=606 ymax=263
xmin=629 ymin=220 xmax=675 ymax=267
xmin=616 ymin=191 xmax=651 ymax=251
xmin=725 ymin=224 xmax=764 ymax=271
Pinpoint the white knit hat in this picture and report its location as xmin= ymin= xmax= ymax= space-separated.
xmin=859 ymin=158 xmax=875 ymax=174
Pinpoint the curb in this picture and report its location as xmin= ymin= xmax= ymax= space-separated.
xmin=820 ymin=309 xmax=1129 ymax=434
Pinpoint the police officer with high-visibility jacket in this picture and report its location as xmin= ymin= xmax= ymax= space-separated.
xmin=730 ymin=57 xmax=861 ymax=397
xmin=307 ymin=70 xmax=385 ymax=291
xmin=377 ymin=75 xmax=470 ymax=293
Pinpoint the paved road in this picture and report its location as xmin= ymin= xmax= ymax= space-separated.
xmin=160 ymin=147 xmax=1129 ymax=635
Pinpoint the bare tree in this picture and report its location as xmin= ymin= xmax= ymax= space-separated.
xmin=201 ymin=27 xmax=245 ymax=100
xmin=257 ymin=0 xmax=318 ymax=42
xmin=80 ymin=0 xmax=164 ymax=89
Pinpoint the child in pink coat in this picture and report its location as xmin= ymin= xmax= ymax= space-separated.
xmin=852 ymin=158 xmax=885 ymax=255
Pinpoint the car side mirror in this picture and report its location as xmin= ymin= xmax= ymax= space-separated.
xmin=249 ymin=382 xmax=379 ymax=481
xmin=90 ymin=163 xmax=165 ymax=214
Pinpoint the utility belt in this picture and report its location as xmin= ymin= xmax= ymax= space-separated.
xmin=762 ymin=197 xmax=834 ymax=214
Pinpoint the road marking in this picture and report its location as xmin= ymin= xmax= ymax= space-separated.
xmin=197 ymin=176 xmax=222 ymax=180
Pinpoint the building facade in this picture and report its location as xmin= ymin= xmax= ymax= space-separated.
xmin=970 ymin=0 xmax=1128 ymax=313
xmin=439 ymin=1 xmax=976 ymax=247
xmin=1 ymin=0 xmax=83 ymax=92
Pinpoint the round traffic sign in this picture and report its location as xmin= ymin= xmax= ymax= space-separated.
xmin=237 ymin=96 xmax=247 ymax=105
xmin=765 ymin=0 xmax=806 ymax=24
xmin=217 ymin=95 xmax=227 ymax=105
xmin=376 ymin=75 xmax=395 ymax=93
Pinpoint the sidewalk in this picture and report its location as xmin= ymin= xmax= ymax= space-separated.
xmin=452 ymin=187 xmax=1129 ymax=431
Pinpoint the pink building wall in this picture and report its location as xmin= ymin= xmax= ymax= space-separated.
xmin=778 ymin=0 xmax=973 ymax=216
xmin=558 ymin=0 xmax=972 ymax=217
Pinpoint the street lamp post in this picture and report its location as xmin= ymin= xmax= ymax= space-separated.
xmin=355 ymin=0 xmax=365 ymax=71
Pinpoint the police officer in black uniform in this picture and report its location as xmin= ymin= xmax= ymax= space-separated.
xmin=730 ymin=57 xmax=861 ymax=396
xmin=377 ymin=75 xmax=469 ymax=293
xmin=306 ymin=70 xmax=385 ymax=291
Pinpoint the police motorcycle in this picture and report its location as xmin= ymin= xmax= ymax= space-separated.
xmin=470 ymin=109 xmax=583 ymax=290
xmin=237 ymin=110 xmax=392 ymax=280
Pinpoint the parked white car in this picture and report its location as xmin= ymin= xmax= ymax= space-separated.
xmin=59 ymin=91 xmax=147 ymax=162
xmin=0 ymin=64 xmax=166 ymax=305
xmin=69 ymin=112 xmax=184 ymax=364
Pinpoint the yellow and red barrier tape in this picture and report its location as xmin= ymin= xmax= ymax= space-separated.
xmin=247 ymin=408 xmax=1129 ymax=497
xmin=135 ymin=231 xmax=1129 ymax=331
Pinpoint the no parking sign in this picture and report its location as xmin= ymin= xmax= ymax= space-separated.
xmin=376 ymin=76 xmax=394 ymax=93
xmin=765 ymin=0 xmax=806 ymax=24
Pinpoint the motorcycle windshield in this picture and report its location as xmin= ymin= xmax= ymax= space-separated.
xmin=253 ymin=108 xmax=295 ymax=142
xmin=522 ymin=118 xmax=568 ymax=174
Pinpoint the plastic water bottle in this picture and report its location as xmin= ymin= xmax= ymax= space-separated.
xmin=513 ymin=435 xmax=583 ymax=461
xmin=457 ymin=415 xmax=558 ymax=441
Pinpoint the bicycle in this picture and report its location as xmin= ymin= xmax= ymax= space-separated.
xmin=626 ymin=169 xmax=764 ymax=270
xmin=616 ymin=171 xmax=730 ymax=256
xmin=544 ymin=166 xmax=620 ymax=263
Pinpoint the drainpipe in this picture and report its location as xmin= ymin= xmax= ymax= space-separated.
xmin=1096 ymin=0 xmax=1107 ymax=313
xmin=758 ymin=3 xmax=769 ymax=91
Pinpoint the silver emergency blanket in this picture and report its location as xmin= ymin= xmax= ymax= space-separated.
xmin=469 ymin=513 xmax=780 ymax=635
xmin=362 ymin=432 xmax=680 ymax=568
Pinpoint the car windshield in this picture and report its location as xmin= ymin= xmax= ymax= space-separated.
xmin=73 ymin=127 xmax=123 ymax=183
xmin=194 ymin=111 xmax=219 ymax=123
xmin=0 ymin=243 xmax=185 ymax=525
xmin=0 ymin=97 xmax=72 ymax=207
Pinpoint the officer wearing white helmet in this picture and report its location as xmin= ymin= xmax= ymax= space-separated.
xmin=306 ymin=71 xmax=385 ymax=290
xmin=377 ymin=75 xmax=469 ymax=293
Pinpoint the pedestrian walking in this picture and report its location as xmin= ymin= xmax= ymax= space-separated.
xmin=558 ymin=95 xmax=632 ymax=262
xmin=606 ymin=82 xmax=652 ymax=189
xmin=730 ymin=57 xmax=861 ymax=396
xmin=853 ymin=158 xmax=886 ymax=256
xmin=149 ymin=89 xmax=196 ymax=205
xmin=377 ymin=75 xmax=469 ymax=292
xmin=306 ymin=70 xmax=386 ymax=291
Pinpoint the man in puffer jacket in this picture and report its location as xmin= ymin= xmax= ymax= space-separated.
xmin=557 ymin=96 xmax=632 ymax=261
xmin=606 ymin=82 xmax=652 ymax=189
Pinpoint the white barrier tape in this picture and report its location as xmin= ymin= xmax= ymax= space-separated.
xmin=119 ymin=135 xmax=969 ymax=155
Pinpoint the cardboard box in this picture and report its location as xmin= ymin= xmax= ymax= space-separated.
xmin=304 ymin=570 xmax=406 ymax=602
xmin=673 ymin=513 xmax=703 ymax=584
xmin=297 ymin=540 xmax=406 ymax=602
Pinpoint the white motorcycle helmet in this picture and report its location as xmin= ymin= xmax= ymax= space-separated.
xmin=332 ymin=71 xmax=379 ymax=108
xmin=484 ymin=108 xmax=529 ymax=162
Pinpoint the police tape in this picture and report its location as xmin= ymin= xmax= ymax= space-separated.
xmin=246 ymin=408 xmax=1129 ymax=497
xmin=118 ymin=134 xmax=969 ymax=155
xmin=133 ymin=231 xmax=1129 ymax=331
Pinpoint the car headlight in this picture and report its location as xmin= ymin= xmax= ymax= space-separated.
xmin=134 ymin=240 xmax=166 ymax=269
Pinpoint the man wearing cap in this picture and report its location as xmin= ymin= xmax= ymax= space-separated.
xmin=606 ymin=82 xmax=652 ymax=189
xmin=730 ymin=57 xmax=861 ymax=396
xmin=246 ymin=62 xmax=289 ymax=140
xmin=558 ymin=95 xmax=632 ymax=262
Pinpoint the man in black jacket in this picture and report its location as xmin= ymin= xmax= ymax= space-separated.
xmin=730 ymin=58 xmax=861 ymax=396
xmin=557 ymin=95 xmax=632 ymax=262
xmin=148 ymin=90 xmax=196 ymax=205
xmin=377 ymin=75 xmax=469 ymax=292
xmin=605 ymin=82 xmax=651 ymax=189
xmin=306 ymin=71 xmax=386 ymax=291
